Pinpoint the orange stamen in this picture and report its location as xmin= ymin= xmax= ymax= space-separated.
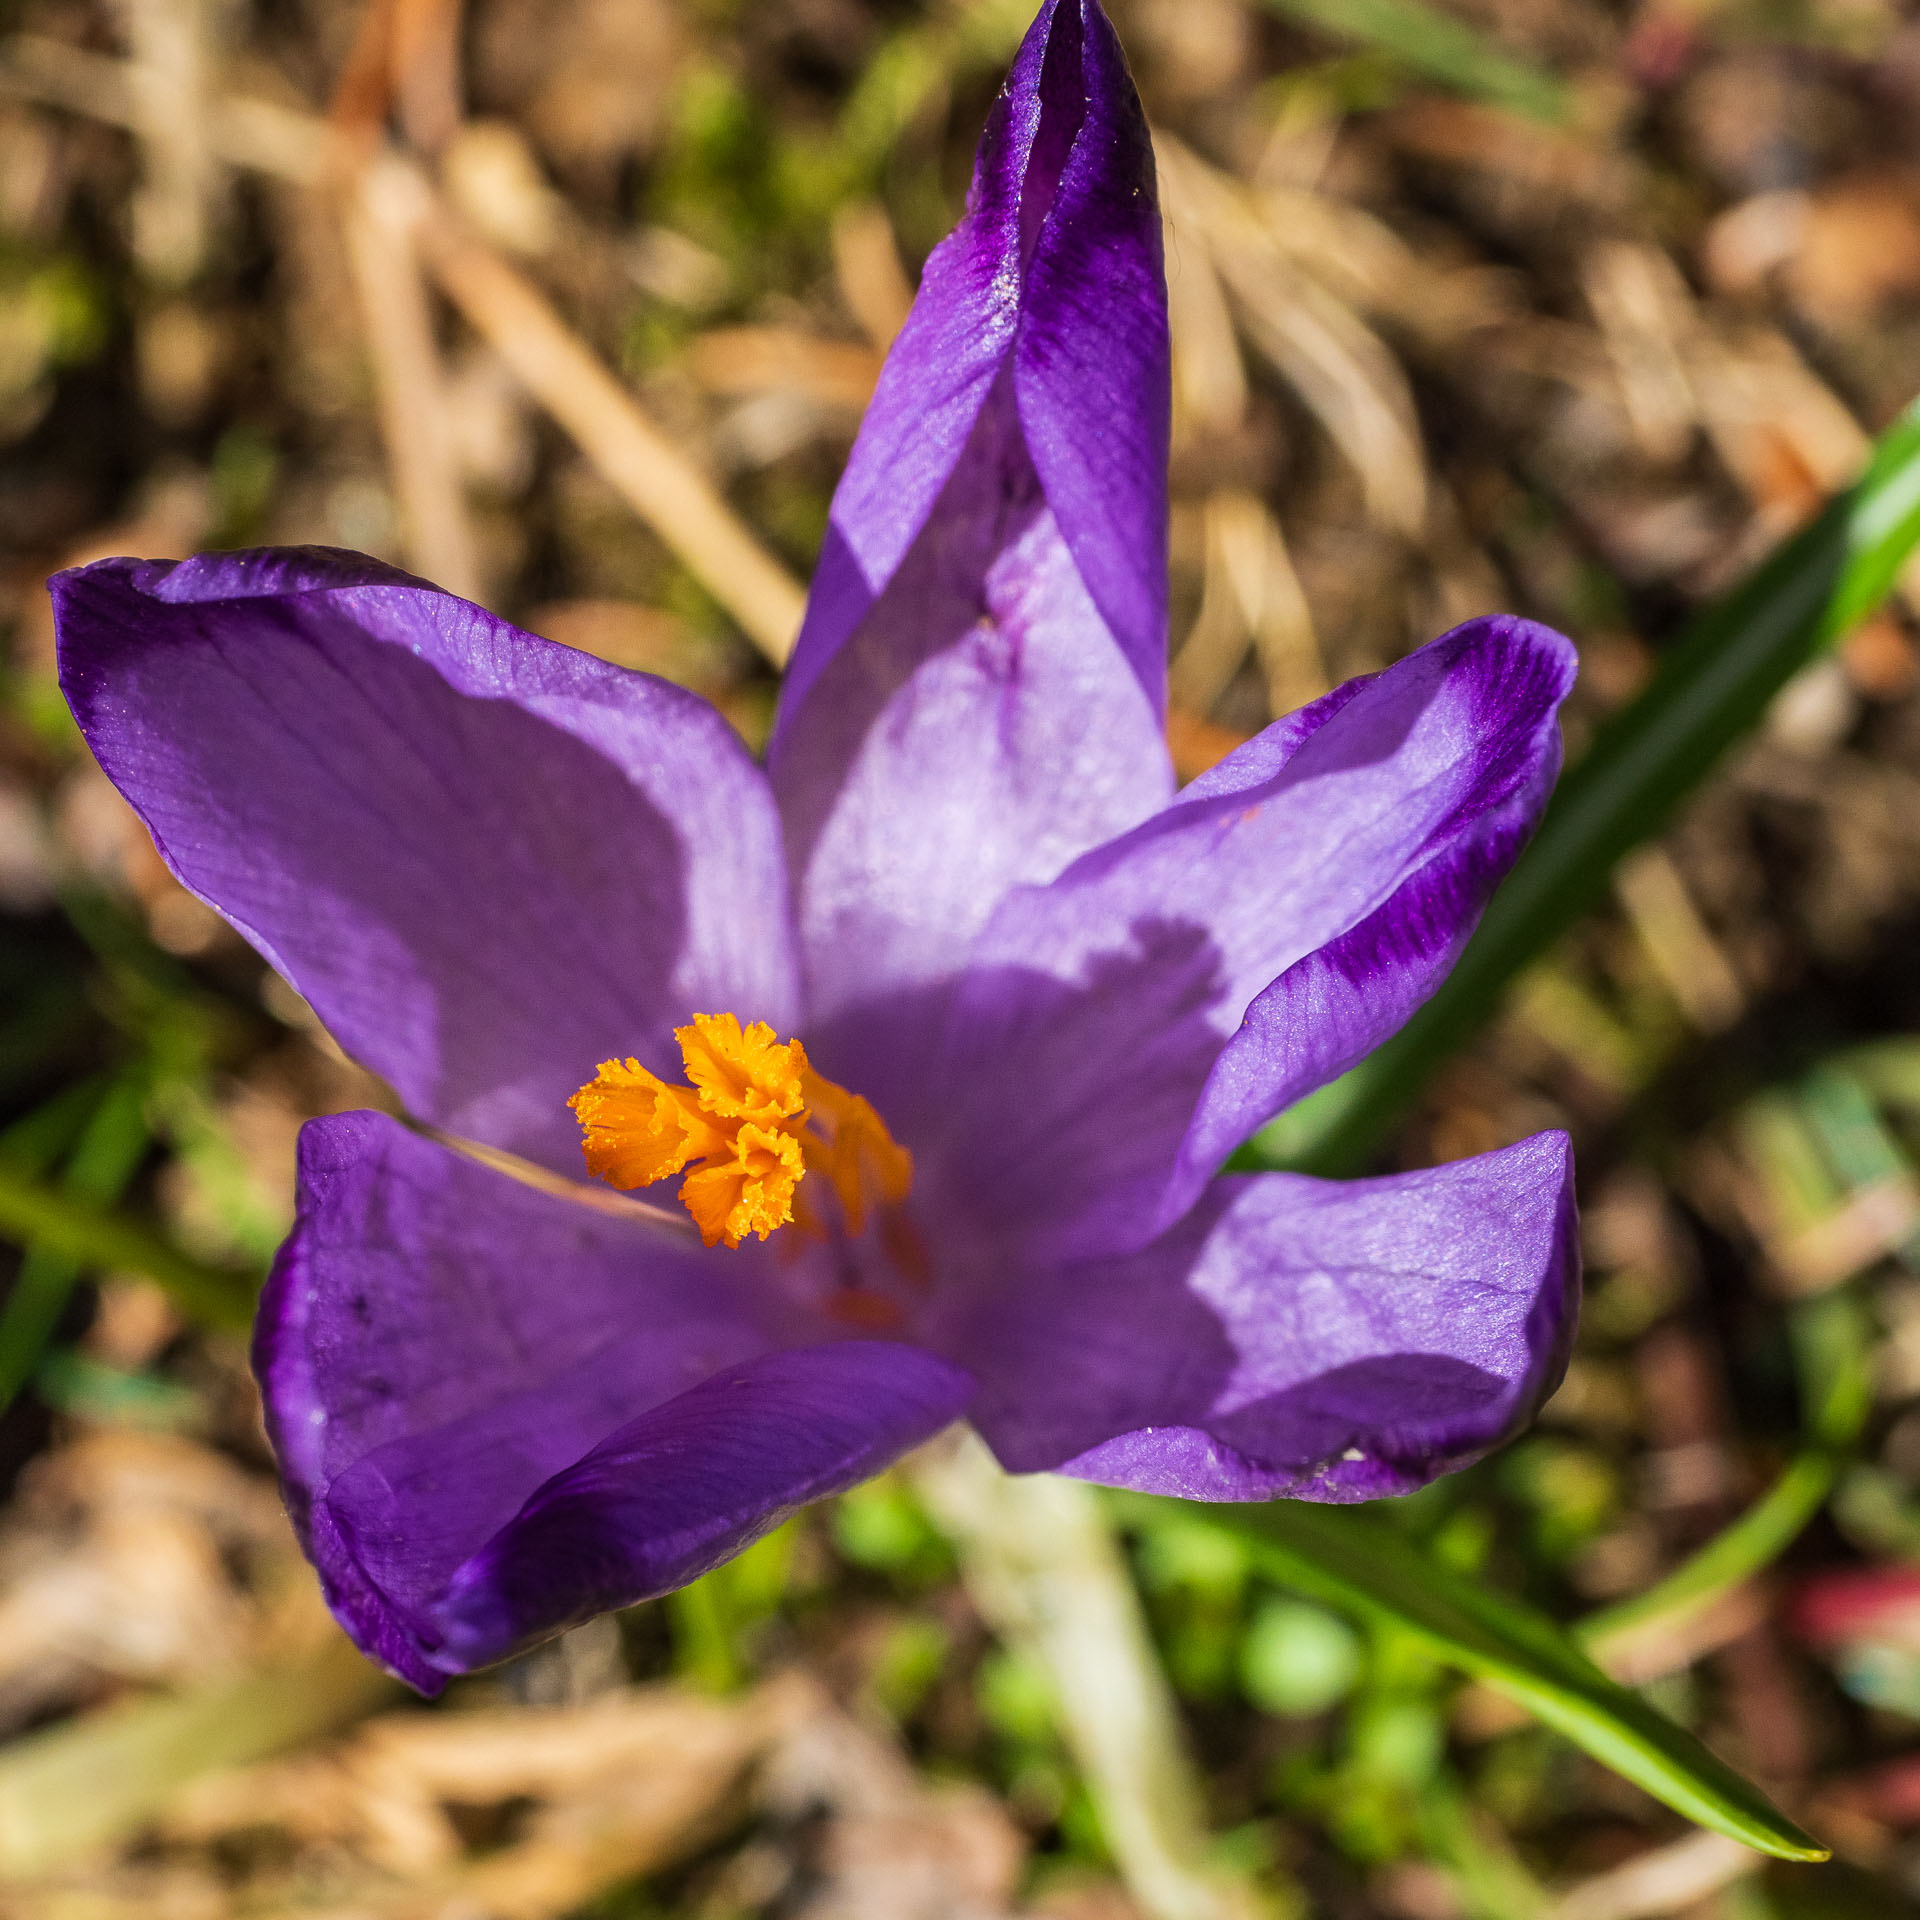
xmin=570 ymin=1015 xmax=913 ymax=1251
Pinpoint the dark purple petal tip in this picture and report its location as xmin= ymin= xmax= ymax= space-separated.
xmin=766 ymin=0 xmax=1173 ymax=1082
xmin=774 ymin=0 xmax=1168 ymax=746
xmin=926 ymin=614 xmax=1578 ymax=1261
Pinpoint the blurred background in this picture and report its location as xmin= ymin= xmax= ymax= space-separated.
xmin=2 ymin=0 xmax=1920 ymax=1915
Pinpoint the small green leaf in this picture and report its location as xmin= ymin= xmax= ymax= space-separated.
xmin=1112 ymin=1494 xmax=1828 ymax=1862
xmin=1241 ymin=1597 xmax=1362 ymax=1716
xmin=1251 ymin=395 xmax=1920 ymax=1176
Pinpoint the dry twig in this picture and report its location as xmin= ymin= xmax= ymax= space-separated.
xmin=340 ymin=157 xmax=485 ymax=600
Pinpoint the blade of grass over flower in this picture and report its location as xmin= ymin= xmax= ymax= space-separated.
xmin=1253 ymin=0 xmax=1568 ymax=122
xmin=1251 ymin=394 xmax=1920 ymax=1177
xmin=1110 ymin=1494 xmax=1828 ymax=1862
xmin=0 ymin=1160 xmax=258 ymax=1331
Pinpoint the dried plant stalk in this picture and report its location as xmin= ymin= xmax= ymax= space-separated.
xmin=831 ymin=200 xmax=916 ymax=353
xmin=109 ymin=0 xmax=222 ymax=283
xmin=413 ymin=185 xmax=808 ymax=665
xmin=911 ymin=1433 xmax=1264 ymax=1920
xmin=341 ymin=158 xmax=485 ymax=602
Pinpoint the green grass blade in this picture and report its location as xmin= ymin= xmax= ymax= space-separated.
xmin=1580 ymin=1452 xmax=1837 ymax=1663
xmin=1114 ymin=1495 xmax=1828 ymax=1862
xmin=1249 ymin=395 xmax=1920 ymax=1177
xmin=0 ymin=1160 xmax=259 ymax=1330
xmin=1253 ymin=0 xmax=1568 ymax=122
xmin=0 ymin=1248 xmax=84 ymax=1411
xmin=0 ymin=1075 xmax=153 ymax=1410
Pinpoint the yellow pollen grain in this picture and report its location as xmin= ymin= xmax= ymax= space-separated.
xmin=570 ymin=1014 xmax=912 ymax=1250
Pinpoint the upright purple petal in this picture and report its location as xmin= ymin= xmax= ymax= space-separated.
xmin=774 ymin=387 xmax=1173 ymax=1120
xmin=257 ymin=1111 xmax=799 ymax=1688
xmin=774 ymin=0 xmax=1168 ymax=735
xmin=769 ymin=0 xmax=1171 ymax=1104
xmin=926 ymin=617 xmax=1577 ymax=1258
xmin=54 ymin=551 xmax=797 ymax=1172
xmin=948 ymin=1132 xmax=1579 ymax=1502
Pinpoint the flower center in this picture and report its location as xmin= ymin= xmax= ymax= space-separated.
xmin=570 ymin=1013 xmax=913 ymax=1250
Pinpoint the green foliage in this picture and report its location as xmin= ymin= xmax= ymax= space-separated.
xmin=0 ymin=251 xmax=111 ymax=424
xmin=1497 ymin=1438 xmax=1621 ymax=1561
xmin=1240 ymin=1599 xmax=1362 ymax=1717
xmin=833 ymin=1470 xmax=954 ymax=1586
xmin=668 ymin=1518 xmax=799 ymax=1692
xmin=867 ymin=1615 xmax=949 ymax=1723
xmin=977 ymin=1645 xmax=1058 ymax=1747
xmin=0 ymin=1074 xmax=151 ymax=1410
xmin=208 ymin=426 xmax=281 ymax=549
xmin=1114 ymin=1492 xmax=1829 ymax=1862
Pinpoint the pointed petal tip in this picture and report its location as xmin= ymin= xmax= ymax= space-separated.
xmin=774 ymin=0 xmax=1167 ymax=750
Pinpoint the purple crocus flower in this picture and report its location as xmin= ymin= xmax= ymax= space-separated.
xmin=51 ymin=0 xmax=1579 ymax=1692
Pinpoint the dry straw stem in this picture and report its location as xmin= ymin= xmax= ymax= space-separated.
xmin=1156 ymin=133 xmax=1428 ymax=539
xmin=1611 ymin=844 xmax=1746 ymax=1035
xmin=1547 ymin=1829 xmax=1759 ymax=1920
xmin=1583 ymin=241 xmax=1699 ymax=468
xmin=686 ymin=326 xmax=883 ymax=411
xmin=910 ymin=1431 xmax=1266 ymax=1920
xmin=330 ymin=0 xmax=467 ymax=155
xmin=410 ymin=182 xmax=807 ymax=664
xmin=340 ymin=157 xmax=485 ymax=601
xmin=1163 ymin=193 xmax=1248 ymax=443
xmin=128 ymin=1672 xmax=995 ymax=1920
xmin=0 ymin=1627 xmax=395 ymax=1876
xmin=0 ymin=35 xmax=808 ymax=667
xmin=9 ymin=1679 xmax=805 ymax=1918
xmin=108 ymin=0 xmax=221 ymax=283
xmin=1172 ymin=490 xmax=1325 ymax=721
xmin=831 ymin=199 xmax=917 ymax=352
xmin=0 ymin=34 xmax=337 ymax=182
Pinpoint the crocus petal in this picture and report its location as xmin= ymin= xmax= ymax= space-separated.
xmin=773 ymin=386 xmax=1173 ymax=1119
xmin=773 ymin=0 xmax=1168 ymax=735
xmin=257 ymin=1109 xmax=804 ymax=1689
xmin=435 ymin=1341 xmax=974 ymax=1672
xmin=928 ymin=616 xmax=1576 ymax=1257
xmin=54 ymin=550 xmax=796 ymax=1172
xmin=952 ymin=1131 xmax=1578 ymax=1502
xmin=769 ymin=0 xmax=1171 ymax=1098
